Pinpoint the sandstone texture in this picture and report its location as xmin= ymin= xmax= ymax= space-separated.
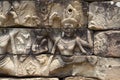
xmin=0 ymin=0 xmax=120 ymax=80
xmin=89 ymin=1 xmax=120 ymax=30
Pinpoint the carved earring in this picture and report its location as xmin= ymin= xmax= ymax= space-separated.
xmin=62 ymin=32 xmax=64 ymax=37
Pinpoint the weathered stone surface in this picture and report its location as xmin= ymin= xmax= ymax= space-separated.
xmin=0 ymin=27 xmax=94 ymax=77
xmin=0 ymin=78 xmax=59 ymax=80
xmin=0 ymin=0 xmax=40 ymax=27
xmin=65 ymin=76 xmax=98 ymax=80
xmin=0 ymin=54 xmax=95 ymax=77
xmin=36 ymin=0 xmax=88 ymax=28
xmin=0 ymin=28 xmax=93 ymax=55
xmin=95 ymin=57 xmax=120 ymax=80
xmin=0 ymin=55 xmax=120 ymax=80
xmin=86 ymin=0 xmax=120 ymax=1
xmin=0 ymin=0 xmax=88 ymax=28
xmin=89 ymin=1 xmax=120 ymax=30
xmin=0 ymin=0 xmax=120 ymax=80
xmin=94 ymin=30 xmax=120 ymax=57
xmin=0 ymin=29 xmax=48 ymax=55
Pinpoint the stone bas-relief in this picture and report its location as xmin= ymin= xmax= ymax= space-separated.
xmin=89 ymin=1 xmax=120 ymax=30
xmin=0 ymin=29 xmax=49 ymax=55
xmin=0 ymin=0 xmax=40 ymax=27
xmin=0 ymin=54 xmax=96 ymax=77
xmin=12 ymin=0 xmax=40 ymax=27
xmin=0 ymin=28 xmax=93 ymax=55
xmin=48 ymin=0 xmax=86 ymax=28
xmin=0 ymin=0 xmax=87 ymax=28
xmin=65 ymin=76 xmax=98 ymax=80
xmin=0 ymin=0 xmax=120 ymax=80
xmin=0 ymin=29 xmax=31 ymax=55
xmin=0 ymin=54 xmax=120 ymax=80
xmin=16 ymin=55 xmax=97 ymax=76
xmin=0 ymin=77 xmax=97 ymax=80
xmin=94 ymin=30 xmax=120 ymax=57
xmin=36 ymin=0 xmax=86 ymax=27
xmin=50 ymin=24 xmax=93 ymax=56
xmin=0 ymin=78 xmax=59 ymax=80
xmin=0 ymin=28 xmax=94 ymax=77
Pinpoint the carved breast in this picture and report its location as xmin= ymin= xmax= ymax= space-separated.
xmin=57 ymin=39 xmax=76 ymax=55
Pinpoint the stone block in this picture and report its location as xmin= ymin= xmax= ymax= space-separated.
xmin=65 ymin=76 xmax=98 ymax=80
xmin=0 ymin=0 xmax=40 ymax=27
xmin=0 ymin=78 xmax=59 ymax=80
xmin=0 ymin=0 xmax=88 ymax=28
xmin=0 ymin=28 xmax=93 ymax=55
xmin=0 ymin=54 xmax=120 ymax=80
xmin=89 ymin=1 xmax=120 ymax=30
xmin=94 ymin=30 xmax=120 ymax=57
xmin=36 ymin=0 xmax=88 ymax=28
xmin=0 ymin=55 xmax=97 ymax=77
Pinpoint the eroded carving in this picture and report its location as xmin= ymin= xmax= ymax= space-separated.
xmin=0 ymin=29 xmax=49 ymax=55
xmin=0 ymin=1 xmax=17 ymax=27
xmin=0 ymin=29 xmax=19 ymax=55
xmin=0 ymin=0 xmax=86 ymax=27
xmin=0 ymin=26 xmax=94 ymax=76
xmin=1 ymin=0 xmax=119 ymax=80
xmin=0 ymin=55 xmax=15 ymax=75
xmin=11 ymin=0 xmax=40 ymax=27
xmin=38 ymin=18 xmax=94 ymax=76
xmin=0 ymin=0 xmax=40 ymax=27
xmin=14 ymin=29 xmax=31 ymax=54
xmin=48 ymin=0 xmax=85 ymax=28
xmin=89 ymin=1 xmax=120 ymax=30
xmin=36 ymin=0 xmax=53 ymax=26
xmin=94 ymin=31 xmax=120 ymax=57
xmin=0 ymin=78 xmax=59 ymax=80
xmin=31 ymin=29 xmax=48 ymax=55
xmin=51 ymin=19 xmax=93 ymax=56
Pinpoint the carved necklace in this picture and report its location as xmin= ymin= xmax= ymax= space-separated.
xmin=60 ymin=39 xmax=75 ymax=49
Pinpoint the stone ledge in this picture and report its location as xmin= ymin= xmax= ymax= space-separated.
xmin=0 ymin=55 xmax=120 ymax=80
xmin=0 ymin=78 xmax=59 ymax=80
xmin=65 ymin=76 xmax=98 ymax=80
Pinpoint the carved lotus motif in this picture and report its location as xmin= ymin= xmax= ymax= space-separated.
xmin=25 ymin=61 xmax=37 ymax=75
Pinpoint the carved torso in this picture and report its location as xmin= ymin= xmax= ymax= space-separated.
xmin=57 ymin=38 xmax=76 ymax=56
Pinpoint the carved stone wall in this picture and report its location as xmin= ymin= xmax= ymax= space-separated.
xmin=0 ymin=0 xmax=120 ymax=80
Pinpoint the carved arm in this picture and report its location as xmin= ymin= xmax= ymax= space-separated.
xmin=79 ymin=29 xmax=93 ymax=48
xmin=76 ymin=37 xmax=87 ymax=54
xmin=9 ymin=29 xmax=19 ymax=54
xmin=51 ymin=37 xmax=60 ymax=54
